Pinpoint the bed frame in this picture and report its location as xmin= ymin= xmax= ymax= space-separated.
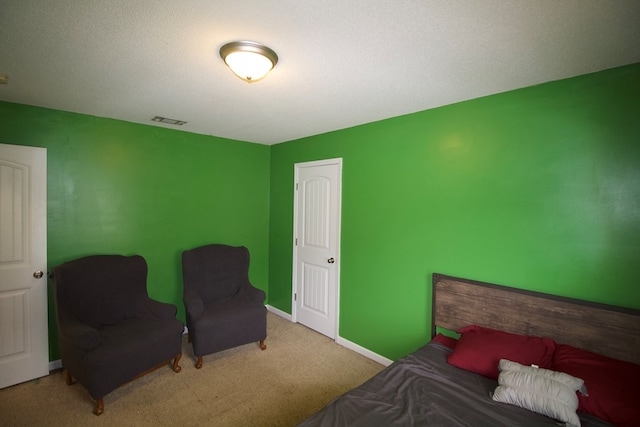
xmin=432 ymin=273 xmax=640 ymax=365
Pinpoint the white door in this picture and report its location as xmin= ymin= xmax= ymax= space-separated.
xmin=0 ymin=143 xmax=48 ymax=389
xmin=292 ymin=158 xmax=342 ymax=339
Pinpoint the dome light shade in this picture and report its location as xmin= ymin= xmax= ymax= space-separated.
xmin=219 ymin=41 xmax=278 ymax=83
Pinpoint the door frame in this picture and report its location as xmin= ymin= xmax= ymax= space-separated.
xmin=291 ymin=158 xmax=343 ymax=339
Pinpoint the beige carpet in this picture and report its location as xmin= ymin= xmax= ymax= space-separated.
xmin=0 ymin=312 xmax=384 ymax=427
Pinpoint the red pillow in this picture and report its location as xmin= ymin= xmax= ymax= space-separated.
xmin=432 ymin=333 xmax=458 ymax=350
xmin=447 ymin=325 xmax=556 ymax=379
xmin=553 ymin=344 xmax=640 ymax=427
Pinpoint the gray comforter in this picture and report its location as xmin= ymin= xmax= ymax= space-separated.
xmin=298 ymin=341 xmax=612 ymax=427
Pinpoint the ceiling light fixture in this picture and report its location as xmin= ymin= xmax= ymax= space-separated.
xmin=219 ymin=41 xmax=278 ymax=83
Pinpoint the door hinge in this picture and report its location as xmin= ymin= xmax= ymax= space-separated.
xmin=296 ymin=182 xmax=299 ymax=190
xmin=294 ymin=293 xmax=297 ymax=301
xmin=295 ymin=238 xmax=298 ymax=246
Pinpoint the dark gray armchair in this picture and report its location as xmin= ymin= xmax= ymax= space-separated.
xmin=182 ymin=244 xmax=267 ymax=368
xmin=52 ymin=255 xmax=184 ymax=415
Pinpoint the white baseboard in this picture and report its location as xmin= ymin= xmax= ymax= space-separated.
xmin=336 ymin=336 xmax=393 ymax=367
xmin=48 ymin=307 xmax=392 ymax=373
xmin=49 ymin=359 xmax=62 ymax=371
xmin=266 ymin=304 xmax=292 ymax=321
xmin=266 ymin=304 xmax=392 ymax=367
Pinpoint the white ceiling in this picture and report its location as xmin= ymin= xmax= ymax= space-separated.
xmin=1 ymin=1 xmax=639 ymax=145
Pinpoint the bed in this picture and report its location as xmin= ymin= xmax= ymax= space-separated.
xmin=298 ymin=273 xmax=640 ymax=427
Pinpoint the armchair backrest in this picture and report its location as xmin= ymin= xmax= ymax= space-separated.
xmin=53 ymin=255 xmax=149 ymax=329
xmin=182 ymin=244 xmax=251 ymax=303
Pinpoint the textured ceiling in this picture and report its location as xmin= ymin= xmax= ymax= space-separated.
xmin=1 ymin=1 xmax=639 ymax=145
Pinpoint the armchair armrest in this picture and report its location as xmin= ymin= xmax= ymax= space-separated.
xmin=58 ymin=314 xmax=101 ymax=351
xmin=140 ymin=298 xmax=177 ymax=320
xmin=241 ymin=284 xmax=266 ymax=304
xmin=183 ymin=291 xmax=204 ymax=321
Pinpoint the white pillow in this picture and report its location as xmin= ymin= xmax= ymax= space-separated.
xmin=492 ymin=359 xmax=585 ymax=427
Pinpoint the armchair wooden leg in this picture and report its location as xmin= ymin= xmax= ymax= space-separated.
xmin=94 ymin=398 xmax=104 ymax=416
xmin=195 ymin=356 xmax=203 ymax=369
xmin=172 ymin=353 xmax=182 ymax=373
xmin=63 ymin=369 xmax=76 ymax=385
xmin=259 ymin=339 xmax=266 ymax=350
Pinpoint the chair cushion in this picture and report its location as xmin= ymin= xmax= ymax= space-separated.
xmin=83 ymin=317 xmax=183 ymax=399
xmin=191 ymin=299 xmax=266 ymax=355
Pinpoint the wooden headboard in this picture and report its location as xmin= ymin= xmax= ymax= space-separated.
xmin=432 ymin=273 xmax=640 ymax=365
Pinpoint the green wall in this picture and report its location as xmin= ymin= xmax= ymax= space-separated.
xmin=269 ymin=63 xmax=640 ymax=360
xmin=2 ymin=63 xmax=639 ymax=364
xmin=0 ymin=104 xmax=271 ymax=361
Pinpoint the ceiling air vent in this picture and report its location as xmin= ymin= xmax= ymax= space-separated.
xmin=152 ymin=116 xmax=187 ymax=126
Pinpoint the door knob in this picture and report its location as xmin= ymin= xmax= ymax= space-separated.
xmin=327 ymin=258 xmax=335 ymax=264
xmin=33 ymin=271 xmax=44 ymax=279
